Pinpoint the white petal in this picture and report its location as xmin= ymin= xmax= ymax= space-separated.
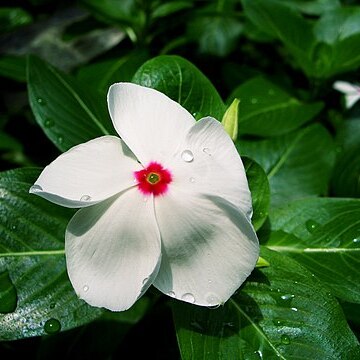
xmin=153 ymin=189 xmax=259 ymax=307
xmin=345 ymin=93 xmax=360 ymax=109
xmin=65 ymin=189 xmax=161 ymax=311
xmin=30 ymin=136 xmax=141 ymax=208
xmin=107 ymin=83 xmax=195 ymax=165
xmin=165 ymin=116 xmax=253 ymax=219
xmin=333 ymin=81 xmax=358 ymax=94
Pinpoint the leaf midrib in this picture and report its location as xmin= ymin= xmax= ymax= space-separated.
xmin=267 ymin=245 xmax=360 ymax=254
xmin=0 ymin=249 xmax=65 ymax=257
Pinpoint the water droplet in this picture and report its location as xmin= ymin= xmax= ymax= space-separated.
xmin=273 ymin=319 xmax=283 ymax=326
xmin=181 ymin=150 xmax=194 ymax=162
xmin=168 ymin=291 xmax=176 ymax=297
xmin=50 ymin=302 xmax=56 ymax=309
xmin=0 ymin=271 xmax=17 ymax=313
xmin=192 ymin=112 xmax=198 ymax=117
xmin=80 ymin=195 xmax=91 ymax=201
xmin=11 ymin=225 xmax=16 ymax=230
xmin=291 ymin=307 xmax=298 ymax=312
xmin=254 ymin=350 xmax=264 ymax=359
xmin=251 ymin=98 xmax=258 ymax=104
xmin=44 ymin=318 xmax=61 ymax=334
xmin=353 ymin=237 xmax=360 ymax=245
xmin=189 ymin=177 xmax=195 ymax=183
xmin=181 ymin=293 xmax=195 ymax=303
xmin=332 ymin=238 xmax=341 ymax=248
xmin=305 ymin=219 xmax=320 ymax=234
xmin=44 ymin=119 xmax=54 ymax=128
xmin=57 ymin=135 xmax=64 ymax=145
xmin=202 ymin=147 xmax=211 ymax=156
xmin=205 ymin=293 xmax=221 ymax=308
xmin=142 ymin=277 xmax=148 ymax=285
xmin=281 ymin=334 xmax=291 ymax=345
xmin=37 ymin=98 xmax=46 ymax=105
xmin=224 ymin=321 xmax=234 ymax=327
xmin=83 ymin=285 xmax=89 ymax=292
xmin=30 ymin=184 xmax=43 ymax=192
xmin=279 ymin=294 xmax=295 ymax=307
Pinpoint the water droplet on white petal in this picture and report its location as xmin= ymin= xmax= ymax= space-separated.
xmin=189 ymin=177 xmax=195 ymax=183
xmin=181 ymin=150 xmax=194 ymax=162
xmin=181 ymin=293 xmax=195 ymax=303
xmin=202 ymin=147 xmax=211 ymax=156
xmin=83 ymin=285 xmax=89 ymax=292
xmin=80 ymin=195 xmax=91 ymax=201
xmin=142 ymin=277 xmax=148 ymax=285
xmin=168 ymin=291 xmax=176 ymax=297
xmin=30 ymin=184 xmax=43 ymax=192
xmin=206 ymin=293 xmax=221 ymax=309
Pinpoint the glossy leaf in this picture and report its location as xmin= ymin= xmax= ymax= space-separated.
xmin=331 ymin=118 xmax=360 ymax=198
xmin=243 ymin=157 xmax=270 ymax=231
xmin=132 ymin=55 xmax=225 ymax=119
xmin=236 ymin=124 xmax=335 ymax=207
xmin=27 ymin=56 xmax=114 ymax=152
xmin=0 ymin=55 xmax=26 ymax=82
xmin=265 ymin=197 xmax=360 ymax=303
xmin=228 ymin=77 xmax=323 ymax=136
xmin=241 ymin=0 xmax=315 ymax=76
xmin=278 ymin=0 xmax=340 ymax=15
xmin=0 ymin=270 xmax=17 ymax=313
xmin=76 ymin=50 xmax=148 ymax=97
xmin=174 ymin=247 xmax=360 ymax=359
xmin=0 ymin=7 xmax=32 ymax=33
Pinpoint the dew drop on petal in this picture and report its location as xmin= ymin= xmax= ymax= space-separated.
xmin=181 ymin=293 xmax=195 ymax=303
xmin=202 ymin=147 xmax=212 ymax=156
xmin=281 ymin=334 xmax=291 ymax=345
xmin=142 ymin=277 xmax=149 ymax=285
xmin=189 ymin=177 xmax=195 ymax=183
xmin=181 ymin=150 xmax=194 ymax=162
xmin=44 ymin=318 xmax=61 ymax=334
xmin=168 ymin=291 xmax=176 ymax=297
xmin=30 ymin=184 xmax=43 ymax=192
xmin=205 ymin=293 xmax=221 ymax=309
xmin=83 ymin=285 xmax=89 ymax=292
xmin=80 ymin=195 xmax=91 ymax=201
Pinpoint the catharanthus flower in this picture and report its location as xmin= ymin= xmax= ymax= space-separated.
xmin=30 ymin=83 xmax=259 ymax=311
xmin=333 ymin=81 xmax=360 ymax=109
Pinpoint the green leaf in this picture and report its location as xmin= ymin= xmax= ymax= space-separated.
xmin=187 ymin=15 xmax=243 ymax=57
xmin=173 ymin=247 xmax=360 ymax=359
xmin=312 ymin=7 xmax=360 ymax=77
xmin=0 ymin=270 xmax=17 ymax=313
xmin=76 ymin=50 xmax=148 ymax=98
xmin=0 ymin=55 xmax=26 ymax=82
xmin=241 ymin=0 xmax=315 ymax=76
xmin=27 ymin=56 xmax=114 ymax=152
xmin=228 ymin=77 xmax=323 ymax=136
xmin=237 ymin=124 xmax=335 ymax=207
xmin=278 ymin=0 xmax=340 ymax=15
xmin=243 ymin=157 xmax=270 ymax=231
xmin=0 ymin=7 xmax=32 ymax=33
xmin=0 ymin=132 xmax=23 ymax=152
xmin=151 ymin=1 xmax=193 ymax=19
xmin=0 ymin=168 xmax=102 ymax=339
xmin=132 ymin=55 xmax=225 ymax=119
xmin=265 ymin=197 xmax=360 ymax=303
xmin=331 ymin=118 xmax=360 ymax=198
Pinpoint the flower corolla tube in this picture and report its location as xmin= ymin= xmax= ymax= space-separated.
xmin=30 ymin=83 xmax=259 ymax=311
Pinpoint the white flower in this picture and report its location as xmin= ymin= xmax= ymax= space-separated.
xmin=30 ymin=83 xmax=259 ymax=311
xmin=333 ymin=81 xmax=360 ymax=109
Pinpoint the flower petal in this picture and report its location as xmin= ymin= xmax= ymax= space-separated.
xmin=153 ymin=189 xmax=259 ymax=307
xmin=30 ymin=136 xmax=141 ymax=208
xmin=65 ymin=189 xmax=161 ymax=311
xmin=166 ymin=116 xmax=253 ymax=219
xmin=107 ymin=83 xmax=195 ymax=165
xmin=333 ymin=81 xmax=359 ymax=94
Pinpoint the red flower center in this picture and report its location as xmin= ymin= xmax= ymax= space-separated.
xmin=134 ymin=162 xmax=172 ymax=196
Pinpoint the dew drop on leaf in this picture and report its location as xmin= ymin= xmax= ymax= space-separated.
xmin=57 ymin=135 xmax=64 ymax=145
xmin=281 ymin=334 xmax=291 ymax=345
xmin=305 ymin=219 xmax=320 ymax=234
xmin=44 ymin=318 xmax=61 ymax=334
xmin=251 ymin=98 xmax=258 ymax=104
xmin=181 ymin=150 xmax=194 ymax=162
xmin=181 ymin=293 xmax=195 ymax=303
xmin=353 ymin=237 xmax=360 ymax=245
xmin=37 ymin=98 xmax=46 ymax=105
xmin=44 ymin=119 xmax=54 ymax=128
xmin=0 ymin=270 xmax=17 ymax=313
